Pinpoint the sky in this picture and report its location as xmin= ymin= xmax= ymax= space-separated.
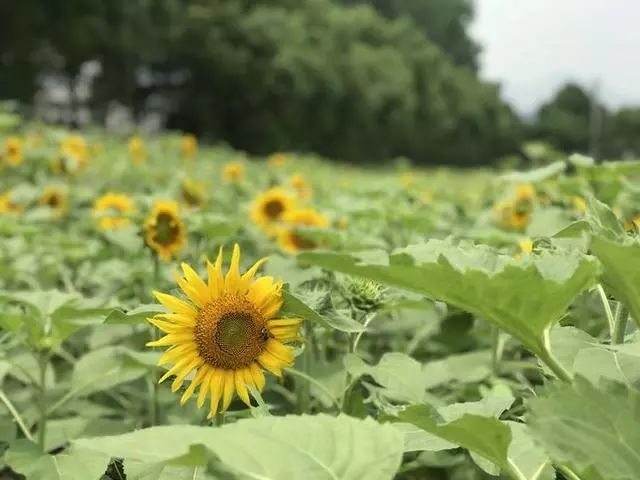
xmin=470 ymin=0 xmax=640 ymax=115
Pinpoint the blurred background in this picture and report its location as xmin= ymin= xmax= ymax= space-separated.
xmin=2 ymin=0 xmax=639 ymax=167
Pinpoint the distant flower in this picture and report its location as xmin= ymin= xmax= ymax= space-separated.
xmin=250 ymin=187 xmax=296 ymax=235
xmin=277 ymin=208 xmax=329 ymax=254
xmin=572 ymin=196 xmax=587 ymax=212
xmin=181 ymin=178 xmax=207 ymax=208
xmin=40 ymin=187 xmax=68 ymax=218
xmin=222 ymin=161 xmax=245 ymax=183
xmin=268 ymin=153 xmax=287 ymax=168
xmin=128 ymin=135 xmax=146 ymax=164
xmin=93 ymin=193 xmax=134 ymax=230
xmin=3 ymin=136 xmax=23 ymax=166
xmin=144 ymin=200 xmax=187 ymax=261
xmin=290 ymin=173 xmax=312 ymax=200
xmin=181 ymin=134 xmax=198 ymax=158
xmin=0 ymin=191 xmax=22 ymax=215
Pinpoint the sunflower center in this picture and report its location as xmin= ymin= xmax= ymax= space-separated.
xmin=264 ymin=200 xmax=284 ymax=219
xmin=153 ymin=212 xmax=179 ymax=246
xmin=289 ymin=231 xmax=316 ymax=250
xmin=47 ymin=195 xmax=60 ymax=207
xmin=194 ymin=295 xmax=266 ymax=369
xmin=7 ymin=146 xmax=18 ymax=156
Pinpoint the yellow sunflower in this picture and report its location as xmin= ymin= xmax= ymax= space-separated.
xmin=290 ymin=173 xmax=312 ymax=200
xmin=144 ymin=200 xmax=187 ymax=261
xmin=181 ymin=134 xmax=198 ymax=159
xmin=54 ymin=135 xmax=89 ymax=174
xmin=268 ymin=153 xmax=287 ymax=168
xmin=223 ymin=161 xmax=245 ymax=183
xmin=494 ymin=200 xmax=530 ymax=231
xmin=278 ymin=208 xmax=329 ymax=254
xmin=515 ymin=184 xmax=535 ymax=202
xmin=514 ymin=239 xmax=533 ymax=260
xmin=4 ymin=136 xmax=23 ymax=166
xmin=250 ymin=187 xmax=296 ymax=235
xmin=93 ymin=193 xmax=134 ymax=230
xmin=128 ymin=135 xmax=146 ymax=164
xmin=147 ymin=244 xmax=302 ymax=417
xmin=40 ymin=187 xmax=68 ymax=217
xmin=0 ymin=192 xmax=22 ymax=215
xmin=625 ymin=214 xmax=640 ymax=232
xmin=181 ymin=178 xmax=206 ymax=208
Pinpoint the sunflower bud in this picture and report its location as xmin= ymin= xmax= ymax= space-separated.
xmin=343 ymin=277 xmax=386 ymax=312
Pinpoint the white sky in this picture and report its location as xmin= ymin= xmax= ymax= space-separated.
xmin=471 ymin=0 xmax=640 ymax=115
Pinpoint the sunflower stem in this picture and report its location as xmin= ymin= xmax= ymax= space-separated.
xmin=295 ymin=343 xmax=312 ymax=414
xmin=36 ymin=350 xmax=49 ymax=450
xmin=0 ymin=389 xmax=34 ymax=442
xmin=612 ymin=303 xmax=629 ymax=345
xmin=215 ymin=412 xmax=225 ymax=426
xmin=148 ymin=253 xmax=161 ymax=426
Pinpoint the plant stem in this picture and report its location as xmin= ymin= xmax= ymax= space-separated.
xmin=215 ymin=412 xmax=225 ymax=426
xmin=0 ymin=389 xmax=34 ymax=441
xmin=287 ymin=367 xmax=340 ymax=410
xmin=148 ymin=254 xmax=161 ymax=426
xmin=37 ymin=350 xmax=49 ymax=450
xmin=539 ymin=330 xmax=572 ymax=383
xmin=295 ymin=344 xmax=311 ymax=414
xmin=596 ymin=284 xmax=615 ymax=335
xmin=612 ymin=303 xmax=629 ymax=345
xmin=352 ymin=312 xmax=376 ymax=354
xmin=491 ymin=326 xmax=503 ymax=375
xmin=556 ymin=464 xmax=582 ymax=480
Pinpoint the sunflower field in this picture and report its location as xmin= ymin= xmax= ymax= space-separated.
xmin=1 ymin=110 xmax=640 ymax=480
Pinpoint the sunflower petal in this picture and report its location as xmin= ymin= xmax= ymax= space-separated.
xmin=174 ymin=272 xmax=207 ymax=308
xmin=238 ymin=257 xmax=268 ymax=293
xmin=196 ymin=368 xmax=214 ymax=409
xmin=181 ymin=263 xmax=210 ymax=304
xmin=146 ymin=332 xmax=194 ymax=347
xmin=153 ymin=291 xmax=197 ymax=316
xmin=249 ymin=362 xmax=266 ymax=391
xmin=208 ymin=369 xmax=225 ymax=417
xmin=234 ymin=369 xmax=252 ymax=407
xmin=171 ymin=357 xmax=203 ymax=392
xmin=180 ymin=367 xmax=208 ymax=405
xmin=224 ymin=244 xmax=242 ymax=293
xmin=221 ymin=370 xmax=235 ymax=412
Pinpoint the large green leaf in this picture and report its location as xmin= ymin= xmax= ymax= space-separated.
xmin=73 ymin=414 xmax=404 ymax=480
xmin=301 ymin=240 xmax=598 ymax=357
xmin=529 ymin=376 xmax=640 ymax=479
xmin=4 ymin=440 xmax=110 ymax=480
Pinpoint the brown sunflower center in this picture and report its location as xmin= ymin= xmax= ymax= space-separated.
xmin=264 ymin=200 xmax=284 ymax=219
xmin=194 ymin=295 xmax=267 ymax=369
xmin=46 ymin=194 xmax=60 ymax=207
xmin=153 ymin=212 xmax=180 ymax=246
xmin=7 ymin=146 xmax=18 ymax=156
xmin=289 ymin=231 xmax=316 ymax=250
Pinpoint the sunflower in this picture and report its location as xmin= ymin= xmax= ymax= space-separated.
xmin=571 ymin=196 xmax=586 ymax=213
xmin=40 ymin=187 xmax=68 ymax=217
xmin=147 ymin=244 xmax=302 ymax=417
xmin=278 ymin=208 xmax=329 ymax=254
xmin=54 ymin=135 xmax=89 ymax=174
xmin=181 ymin=134 xmax=198 ymax=159
xmin=128 ymin=135 xmax=146 ymax=164
xmin=625 ymin=214 xmax=640 ymax=232
xmin=515 ymin=184 xmax=535 ymax=202
xmin=268 ymin=153 xmax=287 ymax=168
xmin=250 ymin=187 xmax=296 ymax=235
xmin=93 ymin=193 xmax=134 ymax=230
xmin=144 ymin=200 xmax=187 ymax=261
xmin=181 ymin=179 xmax=206 ymax=208
xmin=3 ymin=136 xmax=23 ymax=166
xmin=0 ymin=192 xmax=22 ymax=215
xmin=222 ymin=161 xmax=245 ymax=183
xmin=494 ymin=201 xmax=530 ymax=231
xmin=514 ymin=239 xmax=533 ymax=260
xmin=290 ymin=173 xmax=312 ymax=200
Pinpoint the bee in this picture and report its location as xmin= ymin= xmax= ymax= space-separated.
xmin=260 ymin=327 xmax=270 ymax=342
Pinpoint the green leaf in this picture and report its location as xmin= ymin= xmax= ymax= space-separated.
xmin=301 ymin=240 xmax=598 ymax=357
xmin=281 ymin=288 xmax=365 ymax=332
xmin=529 ymin=377 xmax=640 ymax=479
xmin=4 ymin=440 xmax=110 ymax=480
xmin=105 ymin=304 xmax=166 ymax=324
xmin=74 ymin=414 xmax=404 ymax=480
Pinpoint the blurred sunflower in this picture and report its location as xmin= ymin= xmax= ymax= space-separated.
xmin=571 ymin=196 xmax=586 ymax=213
xmin=494 ymin=201 xmax=529 ymax=231
xmin=93 ymin=193 xmax=134 ymax=230
xmin=419 ymin=190 xmax=434 ymax=204
xmin=180 ymin=134 xmax=198 ymax=159
xmin=625 ymin=213 xmax=640 ymax=232
xmin=147 ymin=244 xmax=302 ymax=417
xmin=222 ymin=161 xmax=245 ymax=183
xmin=53 ymin=135 xmax=89 ymax=174
xmin=290 ymin=173 xmax=312 ymax=200
xmin=514 ymin=239 xmax=533 ymax=260
xmin=181 ymin=178 xmax=206 ymax=208
xmin=3 ymin=136 xmax=23 ymax=166
xmin=278 ymin=208 xmax=329 ymax=254
xmin=250 ymin=187 xmax=296 ymax=234
xmin=515 ymin=184 xmax=535 ymax=202
xmin=0 ymin=192 xmax=22 ymax=215
xmin=400 ymin=173 xmax=414 ymax=188
xmin=128 ymin=135 xmax=146 ymax=164
xmin=268 ymin=153 xmax=287 ymax=168
xmin=145 ymin=200 xmax=187 ymax=261
xmin=40 ymin=187 xmax=67 ymax=217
